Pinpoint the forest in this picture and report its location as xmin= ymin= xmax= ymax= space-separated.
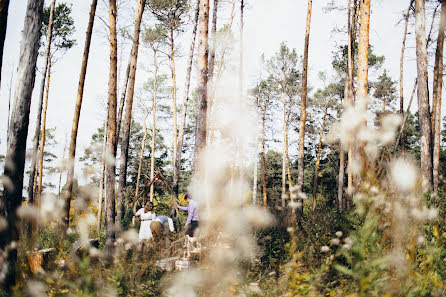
xmin=1 ymin=0 xmax=446 ymax=296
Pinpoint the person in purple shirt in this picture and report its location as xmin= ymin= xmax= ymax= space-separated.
xmin=178 ymin=194 xmax=199 ymax=237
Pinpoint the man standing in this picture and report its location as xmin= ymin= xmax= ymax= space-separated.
xmin=179 ymin=194 xmax=199 ymax=237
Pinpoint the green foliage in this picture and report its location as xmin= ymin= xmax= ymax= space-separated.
xmin=147 ymin=0 xmax=189 ymax=31
xmin=41 ymin=2 xmax=76 ymax=53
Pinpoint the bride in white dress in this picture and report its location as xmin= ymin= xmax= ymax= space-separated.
xmin=134 ymin=201 xmax=156 ymax=240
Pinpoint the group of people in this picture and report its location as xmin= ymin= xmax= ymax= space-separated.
xmin=134 ymin=194 xmax=199 ymax=242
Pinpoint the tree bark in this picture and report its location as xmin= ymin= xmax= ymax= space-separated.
xmin=173 ymin=0 xmax=199 ymax=198
xmin=346 ymin=0 xmax=355 ymax=199
xmin=400 ymin=0 xmax=414 ymax=156
xmin=312 ymin=107 xmax=327 ymax=213
xmin=415 ymin=0 xmax=433 ymax=188
xmin=37 ymin=59 xmax=52 ymax=199
xmin=116 ymin=61 xmax=131 ymax=146
xmin=0 ymin=0 xmax=10 ymax=86
xmin=0 ymin=0 xmax=43 ymax=289
xmin=357 ymin=0 xmax=370 ymax=173
xmin=281 ymin=92 xmax=287 ymax=208
xmin=400 ymin=0 xmax=413 ymax=115
xmin=357 ymin=0 xmax=370 ymax=100
xmin=28 ymin=0 xmax=56 ymax=205
xmin=433 ymin=1 xmax=446 ymax=189
xmin=338 ymin=150 xmax=345 ymax=210
xmin=116 ymin=0 xmax=146 ymax=228
xmin=297 ymin=0 xmax=312 ymax=199
xmin=193 ymin=0 xmax=209 ymax=167
xmin=105 ymin=0 xmax=118 ymax=251
xmin=239 ymin=0 xmax=244 ymax=101
xmin=170 ymin=28 xmax=178 ymax=173
xmin=208 ymin=0 xmax=218 ymax=82
xmin=150 ymin=54 xmax=158 ymax=202
xmin=63 ymin=0 xmax=98 ymax=229
xmin=252 ymin=146 xmax=258 ymax=206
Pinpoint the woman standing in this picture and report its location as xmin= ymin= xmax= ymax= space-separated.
xmin=134 ymin=201 xmax=156 ymax=240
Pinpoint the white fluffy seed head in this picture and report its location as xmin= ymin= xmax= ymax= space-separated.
xmin=320 ymin=246 xmax=330 ymax=253
xmin=389 ymin=158 xmax=418 ymax=193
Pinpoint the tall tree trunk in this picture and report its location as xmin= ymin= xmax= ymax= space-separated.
xmin=63 ymin=0 xmax=98 ymax=229
xmin=208 ymin=0 xmax=218 ymax=82
xmin=252 ymin=144 xmax=258 ymax=206
xmin=37 ymin=59 xmax=52 ymax=199
xmin=400 ymin=0 xmax=413 ymax=115
xmin=173 ymin=0 xmax=199 ymax=198
xmin=170 ymin=28 xmax=178 ymax=171
xmin=28 ymin=0 xmax=56 ymax=205
xmin=415 ymin=0 xmax=433 ymax=188
xmin=105 ymin=0 xmax=118 ymax=251
xmin=150 ymin=54 xmax=158 ymax=202
xmin=7 ymin=66 xmax=13 ymax=134
xmin=433 ymin=1 xmax=446 ymax=189
xmin=239 ymin=0 xmax=244 ymax=101
xmin=338 ymin=150 xmax=345 ymax=210
xmin=135 ymin=113 xmax=149 ymax=203
xmin=97 ymin=120 xmax=107 ymax=232
xmin=0 ymin=0 xmax=10 ymax=85
xmin=312 ymin=107 xmax=327 ymax=213
xmin=261 ymin=111 xmax=267 ymax=209
xmin=346 ymin=0 xmax=355 ymax=199
xmin=0 ymin=0 xmax=43 ymax=289
xmin=297 ymin=0 xmax=312 ymax=199
xmin=357 ymin=0 xmax=370 ymax=100
xmin=116 ymin=0 xmax=146 ymax=228
xmin=193 ymin=0 xmax=209 ymax=166
xmin=281 ymin=92 xmax=287 ymax=208
xmin=357 ymin=0 xmax=370 ymax=173
xmin=116 ymin=61 xmax=131 ymax=146
xmin=400 ymin=0 xmax=414 ymax=155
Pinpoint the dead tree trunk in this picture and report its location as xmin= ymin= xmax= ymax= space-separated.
xmin=0 ymin=0 xmax=10 ymax=85
xmin=415 ymin=0 xmax=433 ymax=188
xmin=37 ymin=59 xmax=52 ymax=198
xmin=28 ymin=0 xmax=56 ymax=205
xmin=297 ymin=0 xmax=312 ymax=201
xmin=0 ymin=0 xmax=44 ymax=289
xmin=116 ymin=0 xmax=146 ymax=228
xmin=433 ymin=0 xmax=446 ymax=190
xmin=105 ymin=0 xmax=118 ymax=251
xmin=312 ymin=107 xmax=327 ymax=213
xmin=63 ymin=0 xmax=98 ymax=229
xmin=193 ymin=0 xmax=210 ymax=167
xmin=173 ymin=0 xmax=199 ymax=198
